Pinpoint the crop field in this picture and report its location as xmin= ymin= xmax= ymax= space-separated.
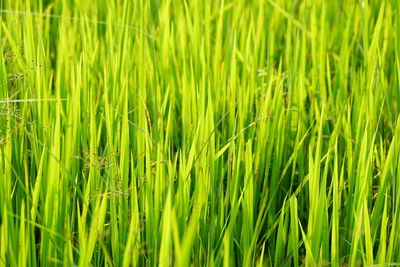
xmin=1 ymin=0 xmax=400 ymax=266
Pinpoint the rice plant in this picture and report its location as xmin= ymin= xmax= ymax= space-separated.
xmin=1 ymin=0 xmax=400 ymax=266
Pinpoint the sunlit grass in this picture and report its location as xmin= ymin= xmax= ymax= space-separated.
xmin=1 ymin=0 xmax=400 ymax=266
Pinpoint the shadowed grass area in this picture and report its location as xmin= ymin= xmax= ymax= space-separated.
xmin=1 ymin=0 xmax=400 ymax=266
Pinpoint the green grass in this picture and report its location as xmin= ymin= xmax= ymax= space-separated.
xmin=1 ymin=0 xmax=400 ymax=266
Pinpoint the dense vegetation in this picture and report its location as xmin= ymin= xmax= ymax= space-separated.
xmin=1 ymin=0 xmax=400 ymax=266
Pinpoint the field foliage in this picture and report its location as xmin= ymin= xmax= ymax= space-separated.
xmin=1 ymin=0 xmax=400 ymax=266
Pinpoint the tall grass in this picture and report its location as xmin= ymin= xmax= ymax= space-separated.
xmin=1 ymin=0 xmax=400 ymax=266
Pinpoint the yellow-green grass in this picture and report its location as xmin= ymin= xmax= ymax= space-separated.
xmin=1 ymin=0 xmax=400 ymax=266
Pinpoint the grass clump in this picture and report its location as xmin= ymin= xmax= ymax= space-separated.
xmin=1 ymin=0 xmax=400 ymax=266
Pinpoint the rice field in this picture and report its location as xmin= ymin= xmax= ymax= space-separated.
xmin=1 ymin=0 xmax=400 ymax=266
